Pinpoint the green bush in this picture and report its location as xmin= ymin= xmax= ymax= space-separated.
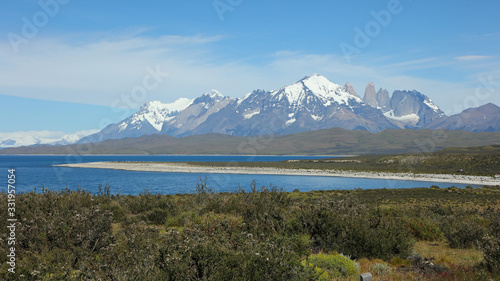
xmin=147 ymin=208 xmax=170 ymax=225
xmin=481 ymin=209 xmax=500 ymax=274
xmin=440 ymin=215 xmax=486 ymax=249
xmin=101 ymin=200 xmax=126 ymax=222
xmin=406 ymin=217 xmax=444 ymax=241
xmin=303 ymin=253 xmax=360 ymax=278
xmin=78 ymin=224 xmax=163 ymax=280
xmin=156 ymin=229 xmax=314 ymax=281
xmin=121 ymin=191 xmax=177 ymax=215
xmin=291 ymin=198 xmax=414 ymax=259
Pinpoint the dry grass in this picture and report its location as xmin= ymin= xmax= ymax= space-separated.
xmin=331 ymin=241 xmax=486 ymax=281
xmin=413 ymin=241 xmax=483 ymax=268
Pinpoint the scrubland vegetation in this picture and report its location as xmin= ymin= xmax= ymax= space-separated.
xmin=192 ymin=145 xmax=500 ymax=176
xmin=1 ymin=182 xmax=499 ymax=280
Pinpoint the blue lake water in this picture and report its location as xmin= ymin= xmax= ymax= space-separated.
xmin=0 ymin=155 xmax=480 ymax=195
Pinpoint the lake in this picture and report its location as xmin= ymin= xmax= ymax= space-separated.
xmin=1 ymin=155 xmax=480 ymax=195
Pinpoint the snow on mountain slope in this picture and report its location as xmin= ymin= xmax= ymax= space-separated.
xmin=423 ymin=98 xmax=441 ymax=113
xmin=161 ymin=90 xmax=234 ymax=136
xmin=271 ymin=74 xmax=362 ymax=109
xmin=182 ymin=74 xmax=398 ymax=135
xmin=118 ymin=97 xmax=193 ymax=133
xmin=0 ymin=130 xmax=99 ymax=148
xmin=387 ymin=90 xmax=445 ymax=128
xmin=78 ymin=97 xmax=194 ymax=143
xmin=384 ymin=110 xmax=420 ymax=126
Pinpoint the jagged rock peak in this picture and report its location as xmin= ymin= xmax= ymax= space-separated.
xmin=363 ymin=82 xmax=377 ymax=107
xmin=376 ymin=88 xmax=390 ymax=111
xmin=343 ymin=82 xmax=359 ymax=98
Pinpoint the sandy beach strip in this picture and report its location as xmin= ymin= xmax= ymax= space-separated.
xmin=54 ymin=161 xmax=500 ymax=186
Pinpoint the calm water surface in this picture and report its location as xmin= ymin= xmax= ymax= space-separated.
xmin=0 ymin=155 xmax=479 ymax=195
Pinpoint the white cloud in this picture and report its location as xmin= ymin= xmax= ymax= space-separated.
xmin=454 ymin=55 xmax=492 ymax=61
xmin=0 ymin=33 xmax=499 ymax=116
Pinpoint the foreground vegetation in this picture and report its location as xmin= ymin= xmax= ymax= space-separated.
xmin=191 ymin=145 xmax=500 ymax=176
xmin=1 ymin=183 xmax=500 ymax=280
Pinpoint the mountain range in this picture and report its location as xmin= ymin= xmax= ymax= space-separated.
xmin=2 ymin=128 xmax=500 ymax=155
xmin=78 ymin=74 xmax=500 ymax=144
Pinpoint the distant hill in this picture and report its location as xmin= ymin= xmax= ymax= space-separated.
xmin=426 ymin=103 xmax=500 ymax=132
xmin=2 ymin=128 xmax=500 ymax=155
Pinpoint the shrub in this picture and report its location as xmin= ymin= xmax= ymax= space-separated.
xmin=185 ymin=212 xmax=244 ymax=235
xmin=406 ymin=217 xmax=444 ymax=241
xmin=293 ymin=198 xmax=414 ymax=259
xmin=121 ymin=191 xmax=177 ymax=215
xmin=147 ymin=208 xmax=170 ymax=225
xmin=78 ymin=224 xmax=163 ymax=280
xmin=165 ymin=211 xmax=197 ymax=228
xmin=440 ymin=215 xmax=486 ymax=249
xmin=481 ymin=234 xmax=500 ymax=274
xmin=303 ymin=253 xmax=360 ymax=278
xmin=156 ymin=229 xmax=313 ymax=281
xmin=101 ymin=200 xmax=126 ymax=222
xmin=371 ymin=262 xmax=393 ymax=277
xmin=481 ymin=209 xmax=500 ymax=274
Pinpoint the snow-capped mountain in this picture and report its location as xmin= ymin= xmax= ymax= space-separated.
xmin=81 ymin=74 xmax=397 ymax=142
xmin=386 ymin=90 xmax=445 ymax=128
xmin=79 ymin=98 xmax=193 ymax=143
xmin=76 ymin=74 xmax=499 ymax=144
xmin=363 ymin=83 xmax=445 ymax=128
xmin=0 ymin=130 xmax=99 ymax=148
xmin=162 ymin=90 xmax=235 ymax=136
xmin=208 ymin=74 xmax=397 ymax=135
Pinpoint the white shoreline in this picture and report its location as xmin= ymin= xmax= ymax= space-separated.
xmin=54 ymin=162 xmax=500 ymax=186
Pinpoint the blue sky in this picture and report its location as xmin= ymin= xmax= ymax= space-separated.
xmin=1 ymin=0 xmax=499 ymax=133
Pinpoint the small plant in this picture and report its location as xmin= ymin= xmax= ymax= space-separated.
xmin=371 ymin=262 xmax=393 ymax=277
xmin=303 ymin=253 xmax=360 ymax=278
xmin=390 ymin=256 xmax=411 ymax=267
